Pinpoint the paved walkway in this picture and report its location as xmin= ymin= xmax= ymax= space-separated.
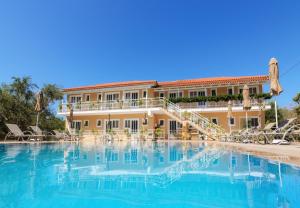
xmin=211 ymin=141 xmax=300 ymax=166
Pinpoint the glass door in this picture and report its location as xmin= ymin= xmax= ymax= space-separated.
xmin=125 ymin=92 xmax=139 ymax=107
xmin=198 ymin=91 xmax=206 ymax=107
xmin=125 ymin=119 xmax=139 ymax=134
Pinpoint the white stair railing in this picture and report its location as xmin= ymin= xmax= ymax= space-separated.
xmin=161 ymin=98 xmax=225 ymax=139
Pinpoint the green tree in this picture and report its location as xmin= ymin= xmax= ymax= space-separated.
xmin=293 ymin=93 xmax=300 ymax=117
xmin=265 ymin=102 xmax=284 ymax=124
xmin=41 ymin=84 xmax=63 ymax=107
xmin=0 ymin=77 xmax=65 ymax=139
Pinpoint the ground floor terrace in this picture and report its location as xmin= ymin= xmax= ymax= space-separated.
xmin=67 ymin=110 xmax=265 ymax=139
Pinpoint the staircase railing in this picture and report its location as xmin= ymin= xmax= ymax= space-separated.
xmin=161 ymin=98 xmax=225 ymax=139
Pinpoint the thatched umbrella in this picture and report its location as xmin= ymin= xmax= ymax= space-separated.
xmin=258 ymin=99 xmax=265 ymax=129
xmin=243 ymin=85 xmax=251 ymax=131
xmin=67 ymin=104 xmax=74 ymax=133
xmin=108 ymin=114 xmax=112 ymax=132
xmin=35 ymin=91 xmax=45 ymax=128
xmin=227 ymin=100 xmax=233 ymax=133
xmin=269 ymin=58 xmax=283 ymax=96
xmin=269 ymin=58 xmax=283 ymax=128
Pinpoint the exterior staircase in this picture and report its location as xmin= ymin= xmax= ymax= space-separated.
xmin=160 ymin=98 xmax=226 ymax=140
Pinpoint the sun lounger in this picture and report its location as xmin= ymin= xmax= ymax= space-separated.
xmin=5 ymin=124 xmax=42 ymax=141
xmin=52 ymin=130 xmax=70 ymax=141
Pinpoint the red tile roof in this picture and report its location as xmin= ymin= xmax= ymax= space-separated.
xmin=63 ymin=75 xmax=269 ymax=92
xmin=158 ymin=75 xmax=269 ymax=87
xmin=63 ymin=80 xmax=157 ymax=92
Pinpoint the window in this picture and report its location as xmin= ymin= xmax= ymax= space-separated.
xmin=97 ymin=94 xmax=102 ymax=101
xmin=84 ymin=120 xmax=89 ymax=127
xmin=143 ymin=91 xmax=147 ymax=98
xmin=96 ymin=120 xmax=102 ymax=127
xmin=85 ymin=95 xmax=90 ymax=102
xmin=190 ymin=91 xmax=206 ymax=97
xmin=169 ymin=120 xmax=182 ymax=134
xmin=189 ymin=91 xmax=198 ymax=98
xmin=70 ymin=96 xmax=82 ymax=103
xmin=169 ymin=92 xmax=177 ymax=99
xmin=106 ymin=120 xmax=120 ymax=130
xmin=211 ymin=118 xmax=218 ymax=125
xmin=125 ymin=92 xmax=138 ymax=100
xmin=239 ymin=87 xmax=258 ymax=95
xmin=124 ymin=119 xmax=139 ymax=133
xmin=159 ymin=119 xmax=164 ymax=126
xmin=229 ymin=117 xmax=235 ymax=126
xmin=125 ymin=120 xmax=131 ymax=128
xmin=159 ymin=92 xmax=164 ymax=98
xmin=169 ymin=92 xmax=183 ymax=99
xmin=228 ymin=88 xmax=233 ymax=95
xmin=249 ymin=87 xmax=257 ymax=95
xmin=249 ymin=118 xmax=259 ymax=128
xmin=198 ymin=91 xmax=206 ymax=96
xmin=71 ymin=121 xmax=81 ymax=130
xmin=106 ymin=93 xmax=119 ymax=101
xmin=211 ymin=89 xmax=217 ymax=96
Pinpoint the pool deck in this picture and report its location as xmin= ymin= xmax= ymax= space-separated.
xmin=210 ymin=141 xmax=300 ymax=167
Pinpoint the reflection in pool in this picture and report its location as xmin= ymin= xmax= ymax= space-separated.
xmin=0 ymin=141 xmax=300 ymax=208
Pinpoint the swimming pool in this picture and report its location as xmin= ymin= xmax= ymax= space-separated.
xmin=0 ymin=141 xmax=299 ymax=208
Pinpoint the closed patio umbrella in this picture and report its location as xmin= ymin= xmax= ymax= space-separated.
xmin=35 ymin=91 xmax=45 ymax=128
xmin=243 ymin=85 xmax=251 ymax=131
xmin=269 ymin=58 xmax=283 ymax=128
xmin=67 ymin=104 xmax=74 ymax=133
xmin=269 ymin=58 xmax=283 ymax=96
xmin=227 ymin=100 xmax=233 ymax=134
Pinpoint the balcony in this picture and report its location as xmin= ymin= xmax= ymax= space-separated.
xmin=57 ymin=98 xmax=270 ymax=115
xmin=58 ymin=98 xmax=164 ymax=115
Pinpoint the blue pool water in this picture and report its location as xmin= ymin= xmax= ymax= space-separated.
xmin=0 ymin=141 xmax=300 ymax=208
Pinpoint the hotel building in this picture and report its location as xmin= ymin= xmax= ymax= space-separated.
xmin=58 ymin=75 xmax=270 ymax=139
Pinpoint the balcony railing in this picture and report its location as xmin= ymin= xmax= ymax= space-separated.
xmin=58 ymin=98 xmax=268 ymax=113
xmin=177 ymin=100 xmax=264 ymax=109
xmin=58 ymin=98 xmax=164 ymax=113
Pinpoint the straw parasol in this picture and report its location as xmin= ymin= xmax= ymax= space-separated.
xmin=269 ymin=58 xmax=283 ymax=96
xmin=35 ymin=91 xmax=44 ymax=127
xmin=227 ymin=100 xmax=233 ymax=134
xmin=243 ymin=85 xmax=251 ymax=131
xmin=227 ymin=100 xmax=233 ymax=118
xmin=243 ymin=85 xmax=251 ymax=111
xmin=66 ymin=104 xmax=74 ymax=133
xmin=269 ymin=57 xmax=283 ymax=128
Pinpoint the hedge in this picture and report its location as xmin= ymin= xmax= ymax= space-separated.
xmin=169 ymin=93 xmax=272 ymax=103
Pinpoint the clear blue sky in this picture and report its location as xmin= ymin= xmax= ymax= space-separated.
xmin=0 ymin=0 xmax=299 ymax=108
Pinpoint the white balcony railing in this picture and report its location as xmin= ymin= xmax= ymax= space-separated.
xmin=58 ymin=98 xmax=164 ymax=113
xmin=58 ymin=98 xmax=268 ymax=113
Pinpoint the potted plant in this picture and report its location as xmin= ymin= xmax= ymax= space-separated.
xmin=154 ymin=127 xmax=163 ymax=139
xmin=182 ymin=111 xmax=191 ymax=120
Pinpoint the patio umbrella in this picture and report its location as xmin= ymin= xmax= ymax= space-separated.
xmin=258 ymin=99 xmax=265 ymax=129
xmin=269 ymin=58 xmax=283 ymax=96
xmin=35 ymin=91 xmax=44 ymax=128
xmin=243 ymin=85 xmax=251 ymax=131
xmin=67 ymin=104 xmax=73 ymax=133
xmin=227 ymin=100 xmax=233 ymax=133
xmin=108 ymin=114 xmax=112 ymax=131
xmin=269 ymin=57 xmax=283 ymax=128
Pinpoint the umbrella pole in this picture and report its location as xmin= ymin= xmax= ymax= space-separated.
xmin=275 ymin=99 xmax=279 ymax=129
xmin=229 ymin=117 xmax=232 ymax=134
xmin=36 ymin=112 xmax=40 ymax=128
xmin=246 ymin=111 xmax=248 ymax=132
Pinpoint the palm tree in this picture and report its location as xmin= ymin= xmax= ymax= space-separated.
xmin=41 ymin=84 xmax=63 ymax=107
